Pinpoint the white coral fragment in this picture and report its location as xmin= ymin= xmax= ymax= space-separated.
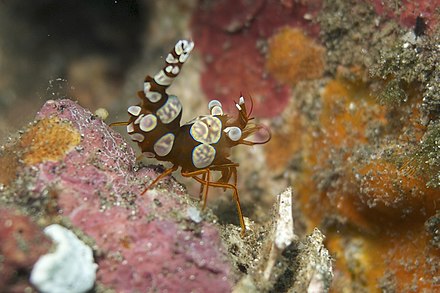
xmin=263 ymin=187 xmax=297 ymax=281
xmin=30 ymin=224 xmax=97 ymax=293
xmin=187 ymin=206 xmax=202 ymax=223
xmin=294 ymin=228 xmax=333 ymax=293
xmin=274 ymin=187 xmax=296 ymax=249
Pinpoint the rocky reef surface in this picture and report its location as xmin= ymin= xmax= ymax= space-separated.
xmin=1 ymin=0 xmax=439 ymax=292
xmin=0 ymin=99 xmax=233 ymax=292
xmin=0 ymin=99 xmax=332 ymax=292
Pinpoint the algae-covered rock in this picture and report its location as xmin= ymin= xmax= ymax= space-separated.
xmin=1 ymin=99 xmax=233 ymax=292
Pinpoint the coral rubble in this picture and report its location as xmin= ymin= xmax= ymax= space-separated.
xmin=273 ymin=75 xmax=440 ymax=292
xmin=227 ymin=188 xmax=333 ymax=293
xmin=258 ymin=0 xmax=440 ymax=290
xmin=30 ymin=224 xmax=97 ymax=293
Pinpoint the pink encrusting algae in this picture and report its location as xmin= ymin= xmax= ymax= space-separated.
xmin=0 ymin=208 xmax=51 ymax=292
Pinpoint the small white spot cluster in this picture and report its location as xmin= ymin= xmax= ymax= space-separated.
xmin=207 ymin=99 xmax=241 ymax=141
xmin=165 ymin=65 xmax=180 ymax=75
xmin=126 ymin=105 xmax=150 ymax=143
xmin=174 ymin=39 xmax=194 ymax=63
xmin=30 ymin=224 xmax=97 ymax=293
xmin=126 ymin=93 xmax=181 ymax=151
xmin=153 ymin=39 xmax=194 ymax=87
xmin=235 ymin=96 xmax=245 ymax=111
xmin=223 ymin=97 xmax=244 ymax=141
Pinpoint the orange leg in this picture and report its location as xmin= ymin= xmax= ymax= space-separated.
xmin=185 ymin=172 xmax=246 ymax=236
xmin=109 ymin=121 xmax=129 ymax=127
xmin=203 ymin=170 xmax=210 ymax=209
xmin=181 ymin=169 xmax=211 ymax=209
xmin=141 ymin=165 xmax=178 ymax=195
xmin=231 ymin=166 xmax=238 ymax=187
xmin=195 ymin=177 xmax=245 ymax=236
xmin=210 ymin=163 xmax=239 ymax=183
xmin=199 ymin=172 xmax=207 ymax=201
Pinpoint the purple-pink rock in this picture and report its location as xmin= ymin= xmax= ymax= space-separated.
xmin=0 ymin=208 xmax=51 ymax=292
xmin=29 ymin=99 xmax=233 ymax=292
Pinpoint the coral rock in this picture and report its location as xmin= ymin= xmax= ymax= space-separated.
xmin=281 ymin=76 xmax=440 ymax=291
xmin=3 ymin=99 xmax=233 ymax=292
xmin=0 ymin=208 xmax=51 ymax=292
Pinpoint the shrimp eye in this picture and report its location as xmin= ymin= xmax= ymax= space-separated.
xmin=224 ymin=126 xmax=242 ymax=141
xmin=208 ymin=100 xmax=223 ymax=115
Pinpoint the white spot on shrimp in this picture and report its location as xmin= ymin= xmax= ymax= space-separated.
xmin=208 ymin=100 xmax=222 ymax=111
xmin=192 ymin=143 xmax=216 ymax=168
xmin=146 ymin=91 xmax=162 ymax=103
xmin=190 ymin=116 xmax=222 ymax=144
xmin=175 ymin=40 xmax=194 ymax=56
xmin=171 ymin=66 xmax=180 ymax=75
xmin=166 ymin=53 xmax=179 ymax=64
xmin=126 ymin=123 xmax=134 ymax=133
xmin=128 ymin=105 xmax=141 ymax=116
xmin=211 ymin=105 xmax=223 ymax=116
xmin=144 ymin=82 xmax=151 ymax=94
xmin=179 ymin=53 xmax=190 ymax=63
xmin=143 ymin=152 xmax=155 ymax=158
xmin=154 ymin=133 xmax=175 ymax=157
xmin=224 ymin=126 xmax=242 ymax=141
xmin=154 ymin=70 xmax=173 ymax=86
xmin=157 ymin=95 xmax=182 ymax=124
xmin=130 ymin=133 xmax=145 ymax=142
xmin=140 ymin=114 xmax=157 ymax=132
xmin=134 ymin=114 xmax=144 ymax=125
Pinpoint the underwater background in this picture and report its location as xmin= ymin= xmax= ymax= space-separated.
xmin=0 ymin=1 xmax=439 ymax=292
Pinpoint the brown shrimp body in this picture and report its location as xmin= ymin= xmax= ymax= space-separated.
xmin=112 ymin=40 xmax=270 ymax=235
xmin=172 ymin=114 xmax=236 ymax=172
